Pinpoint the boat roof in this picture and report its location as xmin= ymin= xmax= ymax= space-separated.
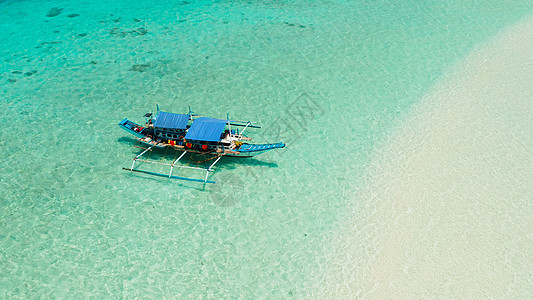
xmin=153 ymin=111 xmax=189 ymax=129
xmin=184 ymin=117 xmax=227 ymax=142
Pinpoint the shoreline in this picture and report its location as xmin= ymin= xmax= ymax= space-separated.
xmin=319 ymin=15 xmax=533 ymax=298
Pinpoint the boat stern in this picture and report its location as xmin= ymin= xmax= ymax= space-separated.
xmin=118 ymin=118 xmax=146 ymax=138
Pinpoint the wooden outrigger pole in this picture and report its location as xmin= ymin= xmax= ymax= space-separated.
xmin=123 ymin=147 xmax=220 ymax=183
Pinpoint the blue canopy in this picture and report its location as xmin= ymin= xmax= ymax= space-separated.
xmin=185 ymin=117 xmax=227 ymax=142
xmin=153 ymin=111 xmax=189 ymax=129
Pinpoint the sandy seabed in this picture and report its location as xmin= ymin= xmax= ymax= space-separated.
xmin=318 ymin=16 xmax=533 ymax=299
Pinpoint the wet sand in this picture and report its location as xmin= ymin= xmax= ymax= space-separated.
xmin=320 ymin=16 xmax=533 ymax=298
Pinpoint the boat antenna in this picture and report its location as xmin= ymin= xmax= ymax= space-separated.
xmin=227 ymin=113 xmax=231 ymax=136
xmin=188 ymin=105 xmax=193 ymax=120
xmin=153 ymin=104 xmax=160 ymax=139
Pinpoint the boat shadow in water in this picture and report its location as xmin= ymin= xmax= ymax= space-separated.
xmin=118 ymin=137 xmax=278 ymax=166
xmin=211 ymin=155 xmax=279 ymax=169
xmin=123 ymin=169 xmax=211 ymax=191
xmin=117 ymin=137 xmax=279 ymax=186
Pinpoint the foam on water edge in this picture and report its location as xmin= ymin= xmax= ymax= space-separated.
xmin=318 ymin=16 xmax=533 ymax=298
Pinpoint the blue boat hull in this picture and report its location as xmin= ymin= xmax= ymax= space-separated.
xmin=118 ymin=118 xmax=284 ymax=157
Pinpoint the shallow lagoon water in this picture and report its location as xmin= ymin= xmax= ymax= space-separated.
xmin=1 ymin=0 xmax=532 ymax=298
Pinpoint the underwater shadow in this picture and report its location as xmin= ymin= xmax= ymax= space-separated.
xmin=121 ymin=167 xmax=212 ymax=191
xmin=117 ymin=137 xmax=279 ymax=168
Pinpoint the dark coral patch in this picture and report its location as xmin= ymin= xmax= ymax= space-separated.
xmin=46 ymin=7 xmax=63 ymax=17
xmin=68 ymin=14 xmax=80 ymax=18
xmin=40 ymin=41 xmax=62 ymax=45
xmin=136 ymin=27 xmax=148 ymax=35
xmin=129 ymin=64 xmax=150 ymax=72
xmin=283 ymin=21 xmax=306 ymax=28
xmin=24 ymin=70 xmax=38 ymax=77
xmin=110 ymin=27 xmax=148 ymax=37
xmin=35 ymin=41 xmax=62 ymax=49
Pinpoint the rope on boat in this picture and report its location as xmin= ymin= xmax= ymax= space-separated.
xmin=146 ymin=146 xmax=153 ymax=161
xmin=185 ymin=150 xmax=220 ymax=164
xmin=192 ymin=153 xmax=221 ymax=164
xmin=162 ymin=147 xmax=168 ymax=161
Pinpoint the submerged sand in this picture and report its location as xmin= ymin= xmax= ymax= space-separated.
xmin=318 ymin=16 xmax=533 ymax=298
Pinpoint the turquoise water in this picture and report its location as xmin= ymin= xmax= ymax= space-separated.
xmin=1 ymin=0 xmax=532 ymax=297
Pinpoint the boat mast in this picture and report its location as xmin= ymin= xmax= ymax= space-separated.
xmin=154 ymin=104 xmax=160 ymax=139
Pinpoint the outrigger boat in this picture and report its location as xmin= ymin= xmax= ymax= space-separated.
xmin=119 ymin=106 xmax=285 ymax=183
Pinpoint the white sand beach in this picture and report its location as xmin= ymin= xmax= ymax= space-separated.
xmin=319 ymin=16 xmax=533 ymax=298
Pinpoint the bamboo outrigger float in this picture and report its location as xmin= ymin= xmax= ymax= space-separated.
xmin=119 ymin=106 xmax=285 ymax=183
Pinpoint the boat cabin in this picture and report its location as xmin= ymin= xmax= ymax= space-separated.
xmin=152 ymin=111 xmax=189 ymax=141
xmin=183 ymin=117 xmax=231 ymax=150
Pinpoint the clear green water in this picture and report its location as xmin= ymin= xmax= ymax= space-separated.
xmin=1 ymin=0 xmax=532 ymax=297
